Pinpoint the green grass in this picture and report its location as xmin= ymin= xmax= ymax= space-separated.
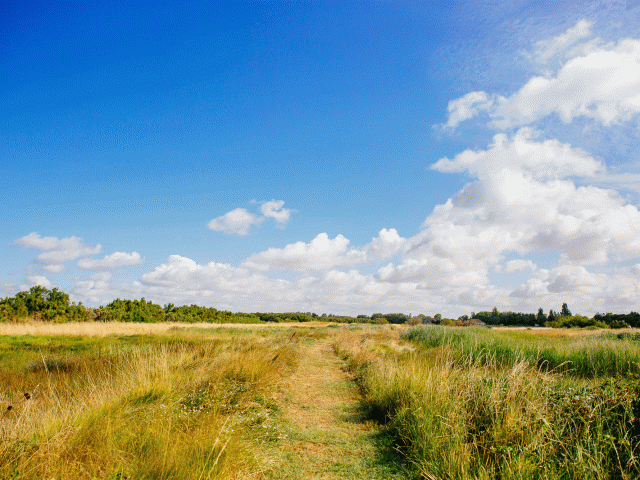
xmin=335 ymin=326 xmax=640 ymax=479
xmin=403 ymin=326 xmax=640 ymax=377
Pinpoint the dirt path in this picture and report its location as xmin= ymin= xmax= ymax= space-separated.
xmin=259 ymin=337 xmax=405 ymax=479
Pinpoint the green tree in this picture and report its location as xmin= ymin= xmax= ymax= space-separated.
xmin=561 ymin=303 xmax=572 ymax=317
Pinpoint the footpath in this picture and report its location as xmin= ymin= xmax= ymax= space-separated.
xmin=258 ymin=337 xmax=406 ymax=479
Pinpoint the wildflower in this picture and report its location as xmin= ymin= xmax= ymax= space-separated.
xmin=7 ymin=405 xmax=12 ymax=411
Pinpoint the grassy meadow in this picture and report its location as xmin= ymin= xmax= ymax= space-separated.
xmin=0 ymin=325 xmax=302 ymax=479
xmin=335 ymin=325 xmax=640 ymax=479
xmin=2 ymin=322 xmax=640 ymax=479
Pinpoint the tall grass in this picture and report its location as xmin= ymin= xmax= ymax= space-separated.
xmin=0 ymin=331 xmax=299 ymax=479
xmin=334 ymin=327 xmax=640 ymax=479
xmin=403 ymin=326 xmax=640 ymax=377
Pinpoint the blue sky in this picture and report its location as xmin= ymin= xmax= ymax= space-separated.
xmin=2 ymin=0 xmax=640 ymax=317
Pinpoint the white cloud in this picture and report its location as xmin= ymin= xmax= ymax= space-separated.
xmin=379 ymin=130 xmax=640 ymax=301
xmin=126 ymin=255 xmax=402 ymax=314
xmin=141 ymin=255 xmax=283 ymax=293
xmin=496 ymin=259 xmax=537 ymax=273
xmin=77 ymin=251 xmax=142 ymax=270
xmin=508 ymin=265 xmax=640 ymax=313
xmin=242 ymin=233 xmax=353 ymax=272
xmin=207 ymin=208 xmax=264 ymax=236
xmin=492 ymin=37 xmax=640 ymax=128
xmin=432 ymin=128 xmax=601 ymax=180
xmin=208 ymin=201 xmax=293 ymax=235
xmin=528 ymin=19 xmax=596 ymax=67
xmin=361 ymin=228 xmax=407 ymax=259
xmin=73 ymin=272 xmax=113 ymax=302
xmin=25 ymin=275 xmax=53 ymax=289
xmin=14 ymin=232 xmax=101 ymax=273
xmin=445 ymin=91 xmax=494 ymax=129
xmin=260 ymin=200 xmax=292 ymax=227
xmin=445 ymin=24 xmax=640 ymax=129
xmin=242 ymin=228 xmax=407 ymax=273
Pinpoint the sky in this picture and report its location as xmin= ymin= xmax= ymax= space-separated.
xmin=2 ymin=0 xmax=640 ymax=317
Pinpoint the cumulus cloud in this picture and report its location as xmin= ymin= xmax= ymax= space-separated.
xmin=208 ymin=200 xmax=294 ymax=235
xmin=379 ymin=129 xmax=640 ymax=299
xmin=445 ymin=22 xmax=640 ymax=129
xmin=78 ymin=251 xmax=142 ymax=270
xmin=242 ymin=228 xmax=407 ymax=272
xmin=445 ymin=91 xmax=494 ymax=129
xmin=492 ymin=38 xmax=640 ymax=128
xmin=127 ymin=254 xmax=403 ymax=314
xmin=14 ymin=232 xmax=101 ymax=273
xmin=507 ymin=265 xmax=640 ymax=313
xmin=432 ymin=128 xmax=601 ymax=180
xmin=242 ymin=233 xmax=352 ymax=272
xmin=260 ymin=200 xmax=292 ymax=227
xmin=141 ymin=255 xmax=281 ymax=292
xmin=24 ymin=275 xmax=53 ymax=289
xmin=73 ymin=272 xmax=113 ymax=302
xmin=496 ymin=259 xmax=537 ymax=274
xmin=208 ymin=208 xmax=264 ymax=235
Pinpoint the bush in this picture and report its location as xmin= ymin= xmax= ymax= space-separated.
xmin=610 ymin=320 xmax=629 ymax=329
xmin=550 ymin=315 xmax=608 ymax=329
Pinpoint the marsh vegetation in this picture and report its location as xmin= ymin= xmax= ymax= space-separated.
xmin=2 ymin=323 xmax=640 ymax=478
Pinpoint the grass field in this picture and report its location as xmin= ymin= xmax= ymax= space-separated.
xmin=2 ymin=322 xmax=640 ymax=479
xmin=335 ymin=325 xmax=640 ymax=479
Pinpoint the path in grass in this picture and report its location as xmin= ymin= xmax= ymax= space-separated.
xmin=259 ymin=336 xmax=405 ymax=479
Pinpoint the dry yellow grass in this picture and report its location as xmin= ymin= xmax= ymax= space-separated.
xmin=0 ymin=320 xmax=335 ymax=336
xmin=0 ymin=331 xmax=300 ymax=479
xmin=490 ymin=326 xmax=610 ymax=337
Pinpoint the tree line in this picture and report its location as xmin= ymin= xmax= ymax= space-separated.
xmin=0 ymin=286 xmax=406 ymax=324
xmin=471 ymin=304 xmax=640 ymax=328
xmin=2 ymin=286 xmax=638 ymax=328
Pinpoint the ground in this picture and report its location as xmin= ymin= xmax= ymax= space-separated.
xmin=256 ymin=334 xmax=406 ymax=479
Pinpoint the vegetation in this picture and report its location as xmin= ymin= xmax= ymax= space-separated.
xmin=0 ymin=286 xmax=92 ymax=322
xmin=472 ymin=305 xmax=640 ymax=329
xmin=0 ymin=287 xmax=375 ymax=324
xmin=3 ymin=287 xmax=639 ymax=331
xmin=403 ymin=326 xmax=640 ymax=377
xmin=3 ymin=320 xmax=640 ymax=478
xmin=334 ymin=325 xmax=640 ymax=479
xmin=0 ymin=328 xmax=299 ymax=479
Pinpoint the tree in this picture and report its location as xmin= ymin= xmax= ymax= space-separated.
xmin=537 ymin=307 xmax=546 ymax=324
xmin=561 ymin=303 xmax=572 ymax=317
xmin=434 ymin=313 xmax=442 ymax=321
xmin=548 ymin=309 xmax=556 ymax=322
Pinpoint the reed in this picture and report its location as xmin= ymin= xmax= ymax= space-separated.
xmin=403 ymin=326 xmax=640 ymax=377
